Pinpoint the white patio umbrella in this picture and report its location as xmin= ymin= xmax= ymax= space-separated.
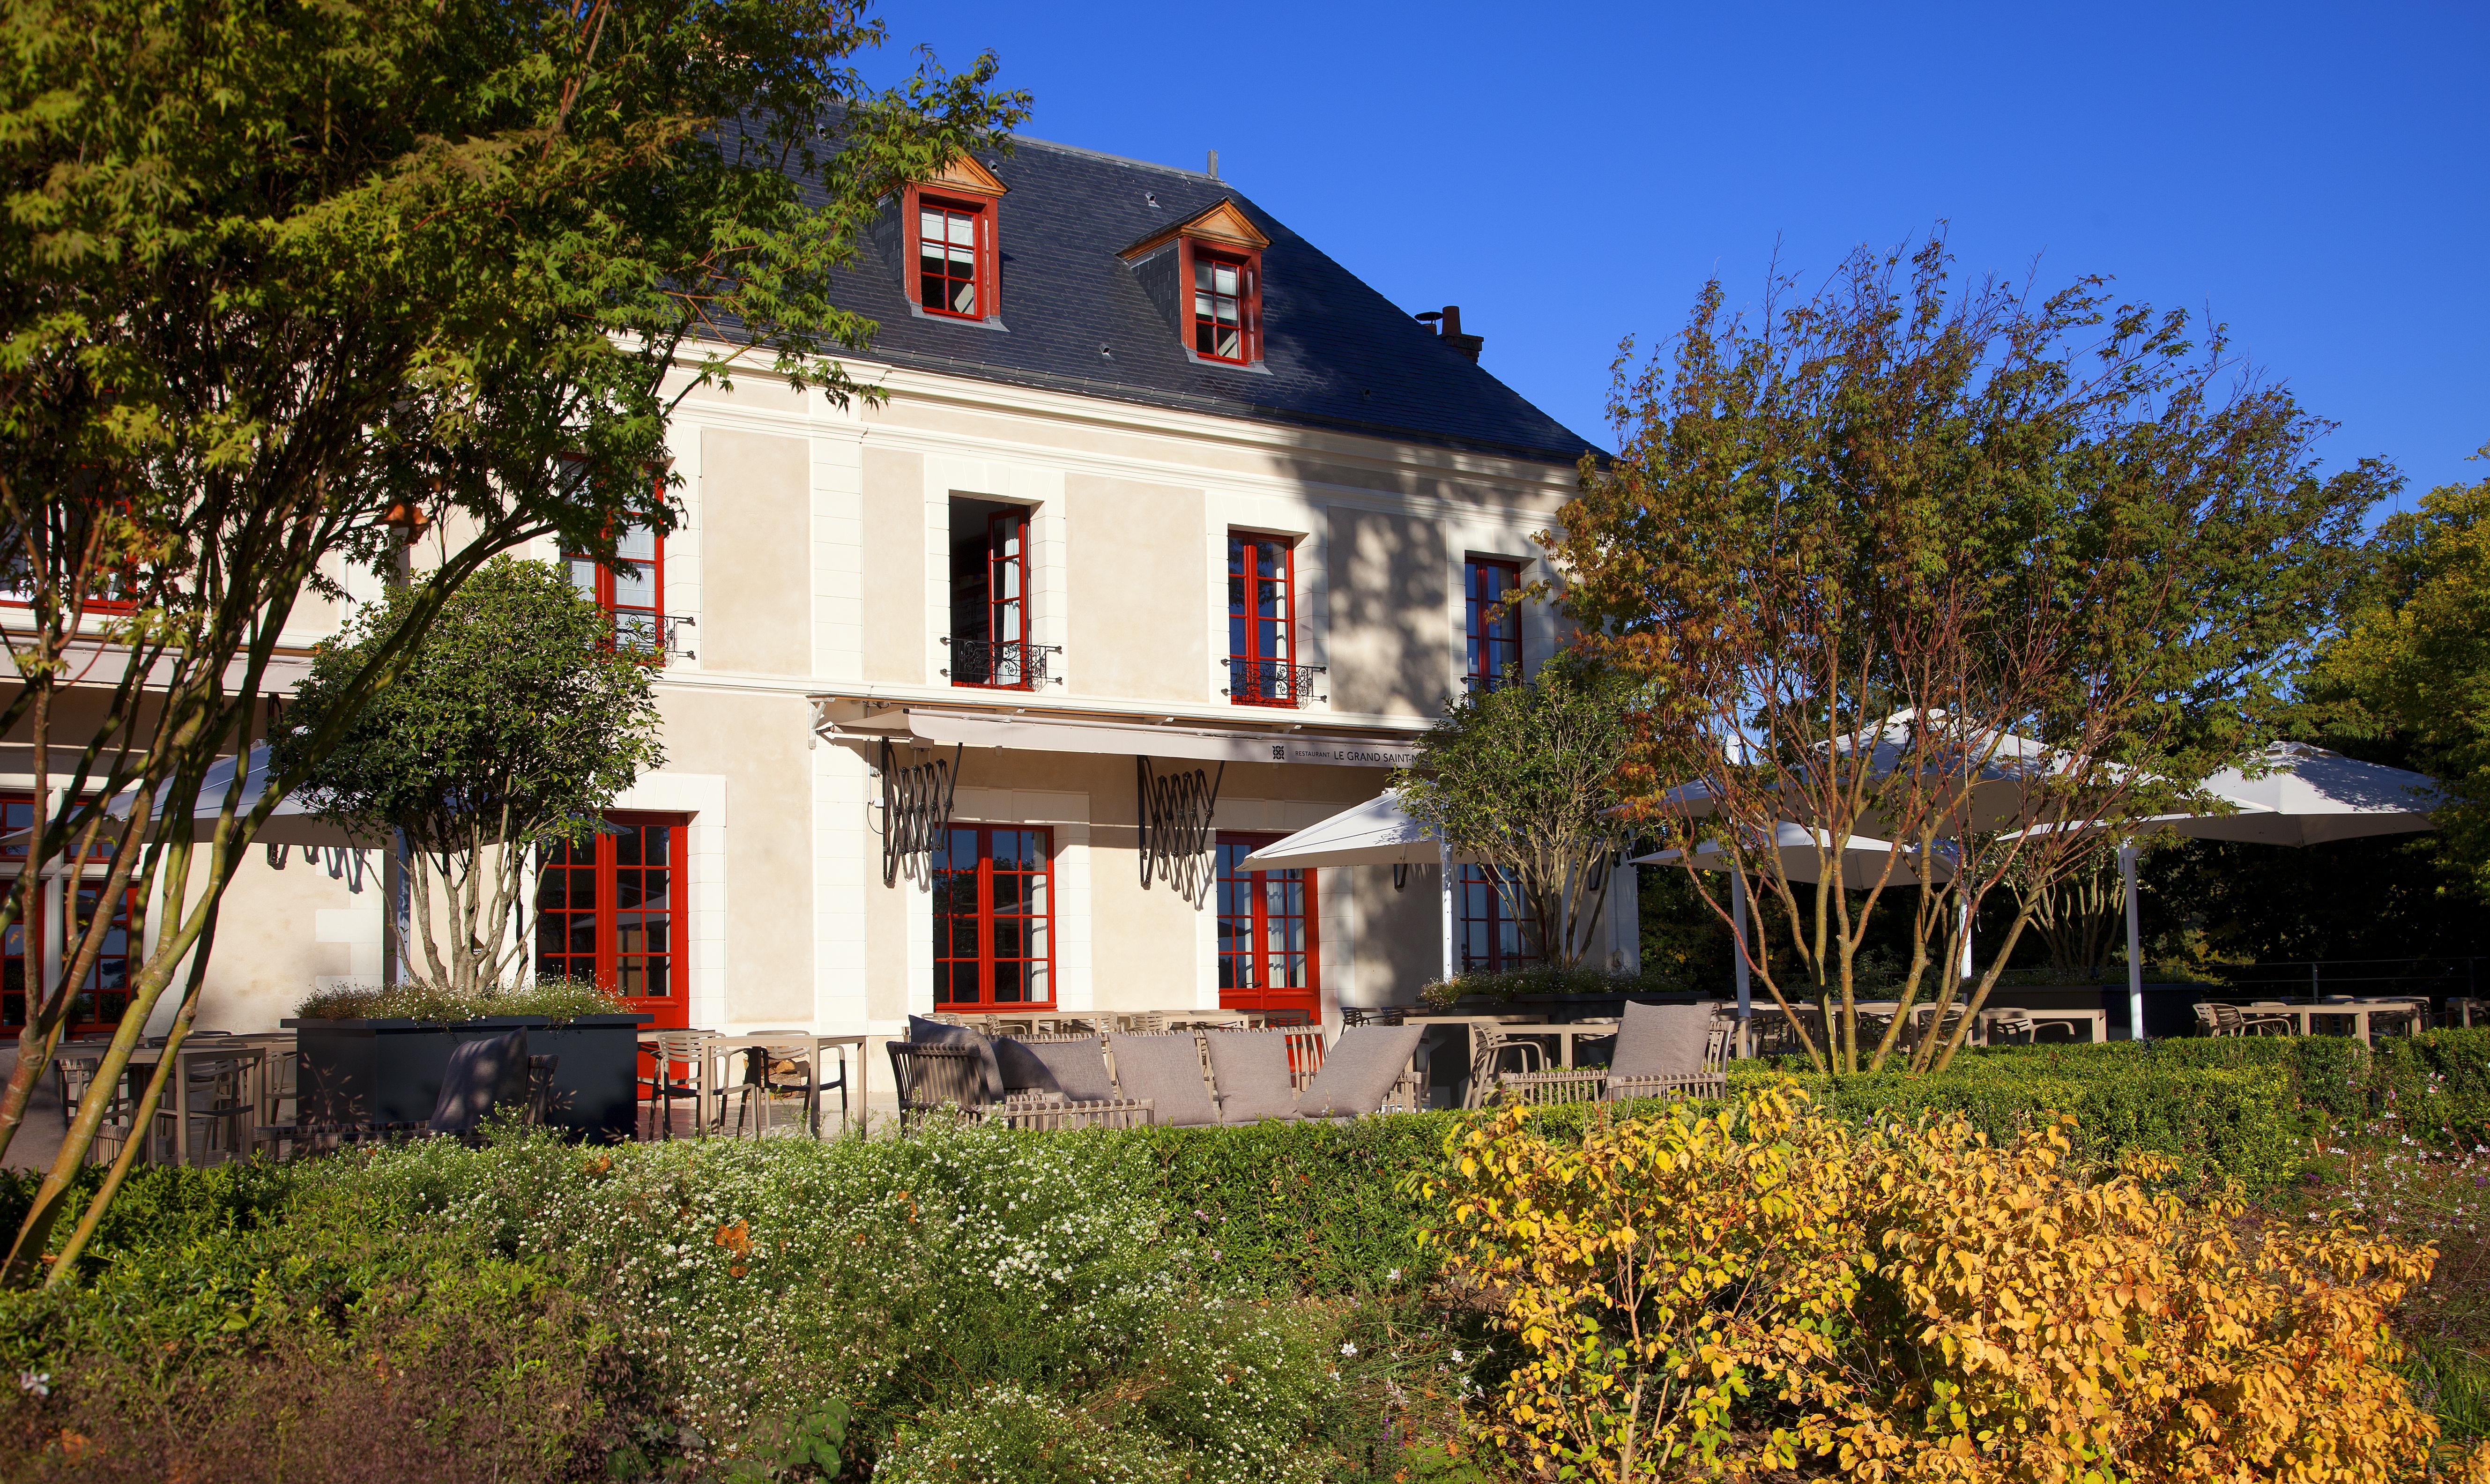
xmin=1234 ymin=790 xmax=1487 ymax=983
xmin=1632 ymin=824 xmax=1951 ymax=1023
xmin=104 ymin=743 xmax=380 ymax=850
xmin=2156 ymin=742 xmax=2440 ymax=846
xmin=2104 ymin=743 xmax=2441 ymax=1032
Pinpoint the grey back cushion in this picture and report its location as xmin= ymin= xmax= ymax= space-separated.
xmin=990 ymin=1036 xmax=1053 ymax=1093
xmin=1297 ymin=1024 xmax=1422 ymax=1118
xmin=1104 ymin=1033 xmax=1218 ymax=1127
xmin=1021 ymin=1036 xmax=1116 ymax=1104
xmin=909 ymin=1014 xmax=1003 ymax=1101
xmin=1203 ymin=1031 xmax=1300 ymax=1124
xmin=1609 ymin=1001 xmax=1712 ymax=1079
xmin=429 ymin=1030 xmax=529 ymax=1136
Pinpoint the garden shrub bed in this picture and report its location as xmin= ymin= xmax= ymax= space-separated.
xmin=10 ymin=1033 xmax=2490 ymax=1479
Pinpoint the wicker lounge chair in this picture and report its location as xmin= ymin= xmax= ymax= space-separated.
xmin=1101 ymin=1033 xmax=1221 ymax=1127
xmin=1203 ymin=1030 xmax=1302 ymax=1124
xmin=1496 ymin=1001 xmax=1729 ymax=1106
xmin=1296 ymin=1024 xmax=1426 ymax=1120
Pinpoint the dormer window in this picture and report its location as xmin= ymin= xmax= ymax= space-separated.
xmin=1193 ymin=252 xmax=1254 ymax=363
xmin=1120 ymin=198 xmax=1272 ymax=366
xmin=896 ymin=153 xmax=1008 ymax=323
xmin=918 ymin=199 xmax=986 ymax=318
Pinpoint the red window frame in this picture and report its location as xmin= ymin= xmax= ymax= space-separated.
xmin=1227 ymin=532 xmax=1298 ymax=706
xmin=952 ymin=507 xmax=1033 ymax=690
xmin=565 ymin=520 xmax=666 ymax=659
xmin=1464 ymin=557 xmax=1524 ymax=690
xmin=1457 ymin=864 xmax=1541 ymax=973
xmin=0 ymin=793 xmax=137 ymax=1034
xmin=932 ymin=824 xmax=1055 ymax=1013
xmin=1214 ymin=835 xmax=1321 ymax=1022
xmin=1188 ymin=242 xmax=1259 ymax=364
xmin=914 ymin=190 xmax=994 ymax=320
xmin=535 ymin=812 xmax=689 ymax=1029
xmin=1 ymin=483 xmax=141 ymax=613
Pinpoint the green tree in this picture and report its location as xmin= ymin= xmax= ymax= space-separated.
xmin=1395 ymin=656 xmax=1639 ymax=972
xmin=0 ymin=0 xmax=1024 ymax=1283
xmin=276 ymin=559 xmax=665 ymax=998
xmin=1548 ymin=239 xmax=2386 ymax=1074
xmin=2312 ymin=459 xmax=2490 ymax=888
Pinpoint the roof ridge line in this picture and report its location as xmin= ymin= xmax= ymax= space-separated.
xmin=1004 ymin=133 xmax=1220 ymax=182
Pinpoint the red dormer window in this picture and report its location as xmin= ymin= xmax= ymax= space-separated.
xmin=1192 ymin=249 xmax=1255 ymax=363
xmin=902 ymin=155 xmax=1008 ymax=323
xmin=917 ymin=198 xmax=988 ymax=319
xmin=1120 ymin=199 xmax=1271 ymax=366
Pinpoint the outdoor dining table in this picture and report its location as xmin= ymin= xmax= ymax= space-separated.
xmin=116 ymin=1039 xmax=267 ymax=1168
xmin=1757 ymin=1001 xmax=2112 ymax=1046
xmin=2231 ymin=998 xmax=2427 ymax=1045
xmin=641 ymin=1030 xmax=870 ymax=1139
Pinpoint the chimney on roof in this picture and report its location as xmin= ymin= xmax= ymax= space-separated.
xmin=1207 ymin=148 xmax=1219 ymax=178
xmin=1420 ymin=304 xmax=1484 ymax=363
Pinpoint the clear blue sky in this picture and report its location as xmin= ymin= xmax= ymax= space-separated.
xmin=871 ymin=1 xmax=2487 ymax=506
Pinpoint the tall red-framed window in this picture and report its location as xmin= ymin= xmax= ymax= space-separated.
xmin=535 ymin=812 xmax=688 ymax=1028
xmin=1 ymin=482 xmax=141 ymax=613
xmin=0 ymin=794 xmax=137 ymax=1034
xmin=951 ymin=506 xmax=1033 ymax=689
xmin=915 ymin=193 xmax=993 ymax=320
xmin=1215 ymin=836 xmax=1320 ymax=1022
xmin=1464 ymin=557 xmax=1524 ymax=691
xmin=1189 ymin=244 xmax=1259 ymax=363
xmin=565 ymin=521 xmax=665 ymax=658
xmin=932 ymin=825 xmax=1054 ymax=1012
xmin=1457 ymin=864 xmax=1540 ymax=973
xmin=1227 ymin=532 xmax=1298 ymax=706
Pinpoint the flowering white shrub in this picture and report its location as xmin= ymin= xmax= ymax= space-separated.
xmin=874 ymin=1382 xmax=1186 ymax=1484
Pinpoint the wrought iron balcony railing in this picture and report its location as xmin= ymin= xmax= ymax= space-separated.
xmin=1222 ymin=657 xmax=1327 ymax=707
xmin=1462 ymin=670 xmax=1519 ymax=696
xmin=944 ymin=637 xmax=1059 ymax=690
xmin=612 ymin=612 xmax=695 ymax=662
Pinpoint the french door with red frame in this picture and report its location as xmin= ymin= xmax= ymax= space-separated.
xmin=933 ymin=825 xmax=1054 ymax=1012
xmin=0 ymin=794 xmax=136 ymax=1035
xmin=1226 ymin=533 xmax=1299 ymax=705
xmin=1215 ymin=835 xmax=1321 ymax=1023
xmin=536 ymin=812 xmax=688 ymax=1029
xmin=953 ymin=508 xmax=1032 ymax=689
xmin=565 ymin=520 xmax=666 ymax=657
xmin=1457 ymin=864 xmax=1541 ymax=973
xmin=1464 ymin=557 xmax=1524 ymax=691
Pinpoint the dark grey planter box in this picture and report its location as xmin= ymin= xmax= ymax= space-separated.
xmin=285 ymin=1013 xmax=653 ymax=1143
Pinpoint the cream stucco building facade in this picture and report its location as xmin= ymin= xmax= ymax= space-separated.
xmin=48 ymin=136 xmax=1635 ymax=1049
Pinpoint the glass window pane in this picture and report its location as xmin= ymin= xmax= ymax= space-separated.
xmin=921 ymin=209 xmax=943 ymax=240
xmin=1213 ymin=264 xmax=1238 ymax=295
xmin=949 ymin=214 xmax=976 ymax=247
xmin=951 ymin=282 xmax=976 ymax=315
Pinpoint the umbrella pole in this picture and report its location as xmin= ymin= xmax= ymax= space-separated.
xmin=1732 ymin=872 xmax=1751 ymax=1018
xmin=1439 ymin=835 xmax=1456 ymax=985
xmin=2120 ymin=840 xmax=2145 ymax=1043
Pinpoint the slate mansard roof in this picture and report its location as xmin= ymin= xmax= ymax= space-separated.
xmin=804 ymin=135 xmax=1600 ymax=466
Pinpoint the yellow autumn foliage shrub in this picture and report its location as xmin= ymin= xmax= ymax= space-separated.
xmin=1425 ymin=1082 xmax=2443 ymax=1483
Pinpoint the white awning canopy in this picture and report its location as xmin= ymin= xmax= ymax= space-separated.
xmin=813 ymin=699 xmax=1423 ymax=769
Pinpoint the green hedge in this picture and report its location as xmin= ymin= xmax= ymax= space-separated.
xmin=15 ymin=1028 xmax=2484 ymax=1305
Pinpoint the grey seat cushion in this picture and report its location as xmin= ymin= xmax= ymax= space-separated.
xmin=429 ymin=1030 xmax=529 ymax=1136
xmin=1104 ymin=1033 xmax=1218 ymax=1127
xmin=1609 ymin=1001 xmax=1712 ymax=1079
xmin=909 ymin=1014 xmax=1003 ymax=1101
xmin=1018 ymin=1036 xmax=1117 ymax=1104
xmin=1203 ymin=1031 xmax=1300 ymax=1124
xmin=1297 ymin=1024 xmax=1422 ymax=1118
